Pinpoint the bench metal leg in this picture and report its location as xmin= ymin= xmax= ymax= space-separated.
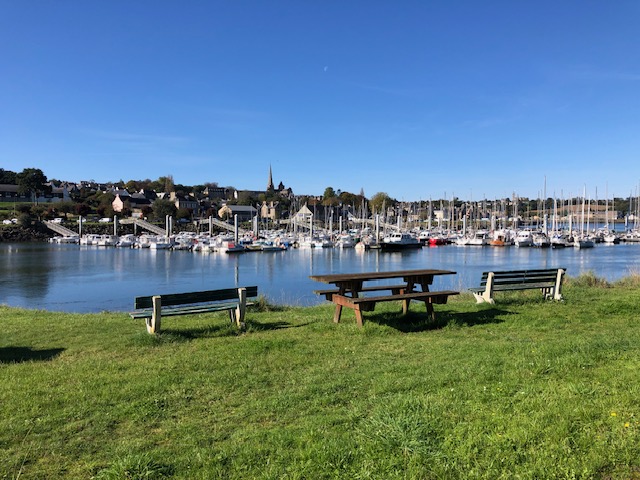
xmin=148 ymin=295 xmax=162 ymax=334
xmin=473 ymin=273 xmax=495 ymax=304
xmin=554 ymin=269 xmax=565 ymax=301
xmin=235 ymin=288 xmax=247 ymax=327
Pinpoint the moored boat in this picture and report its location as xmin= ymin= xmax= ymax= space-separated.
xmin=514 ymin=230 xmax=533 ymax=247
xmin=379 ymin=232 xmax=422 ymax=251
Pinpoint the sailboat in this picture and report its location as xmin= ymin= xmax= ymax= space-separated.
xmin=574 ymin=189 xmax=595 ymax=249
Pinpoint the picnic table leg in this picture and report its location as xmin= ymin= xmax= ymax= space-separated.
xmin=425 ymin=300 xmax=435 ymax=321
xmin=402 ymin=299 xmax=410 ymax=315
xmin=354 ymin=305 xmax=364 ymax=327
xmin=333 ymin=304 xmax=343 ymax=323
xmin=416 ymin=281 xmax=435 ymax=319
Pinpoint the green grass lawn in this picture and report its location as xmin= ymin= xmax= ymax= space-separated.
xmin=1 ymin=280 xmax=640 ymax=479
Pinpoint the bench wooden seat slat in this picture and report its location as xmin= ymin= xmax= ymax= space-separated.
xmin=470 ymin=268 xmax=565 ymax=304
xmin=134 ymin=286 xmax=258 ymax=309
xmin=131 ymin=286 xmax=258 ymax=334
xmin=470 ymin=282 xmax=555 ymax=293
xmin=130 ymin=301 xmax=256 ymax=319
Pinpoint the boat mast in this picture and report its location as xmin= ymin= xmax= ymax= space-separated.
xmin=543 ymin=176 xmax=548 ymax=236
xmin=580 ymin=186 xmax=586 ymax=237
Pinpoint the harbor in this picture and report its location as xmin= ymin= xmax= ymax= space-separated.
xmin=2 ymin=238 xmax=639 ymax=314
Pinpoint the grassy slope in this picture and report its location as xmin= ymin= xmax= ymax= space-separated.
xmin=1 ymin=284 xmax=640 ymax=479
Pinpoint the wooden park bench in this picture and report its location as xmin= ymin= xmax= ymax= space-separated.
xmin=130 ymin=286 xmax=258 ymax=334
xmin=469 ymin=268 xmax=566 ymax=304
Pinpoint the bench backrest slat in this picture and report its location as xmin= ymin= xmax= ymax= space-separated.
xmin=134 ymin=286 xmax=258 ymax=309
xmin=479 ymin=268 xmax=564 ymax=286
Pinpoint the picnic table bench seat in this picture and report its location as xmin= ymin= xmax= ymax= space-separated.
xmin=469 ymin=268 xmax=565 ymax=304
xmin=130 ymin=286 xmax=258 ymax=334
xmin=331 ymin=289 xmax=460 ymax=326
xmin=313 ymin=284 xmax=410 ymax=300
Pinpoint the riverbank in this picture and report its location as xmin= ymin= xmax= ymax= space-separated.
xmin=0 ymin=224 xmax=51 ymax=242
xmin=2 ymin=281 xmax=640 ymax=479
xmin=0 ymin=223 xmax=142 ymax=242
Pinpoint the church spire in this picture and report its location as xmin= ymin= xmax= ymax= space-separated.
xmin=267 ymin=164 xmax=275 ymax=192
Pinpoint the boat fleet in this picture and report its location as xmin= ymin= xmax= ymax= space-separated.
xmin=51 ymin=232 xmax=290 ymax=253
xmin=49 ymin=224 xmax=640 ymax=253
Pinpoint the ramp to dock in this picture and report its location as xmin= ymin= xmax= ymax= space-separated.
xmin=195 ymin=217 xmax=250 ymax=235
xmin=44 ymin=221 xmax=78 ymax=237
xmin=119 ymin=218 xmax=166 ymax=236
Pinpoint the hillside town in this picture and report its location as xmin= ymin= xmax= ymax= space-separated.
xmin=2 ymin=166 xmax=640 ymax=250
xmin=2 ymin=166 xmax=639 ymax=225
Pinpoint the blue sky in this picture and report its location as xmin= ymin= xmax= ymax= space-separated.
xmin=1 ymin=1 xmax=639 ymax=201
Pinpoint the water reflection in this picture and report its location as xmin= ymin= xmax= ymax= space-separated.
xmin=0 ymin=243 xmax=52 ymax=301
xmin=1 ymin=242 xmax=639 ymax=313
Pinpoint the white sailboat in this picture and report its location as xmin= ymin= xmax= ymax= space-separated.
xmin=574 ymin=188 xmax=595 ymax=249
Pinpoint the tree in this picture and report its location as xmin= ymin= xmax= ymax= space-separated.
xmin=17 ymin=213 xmax=32 ymax=227
xmin=124 ymin=180 xmax=142 ymax=192
xmin=204 ymin=206 xmax=217 ymax=218
xmin=97 ymin=192 xmax=115 ymax=216
xmin=152 ymin=198 xmax=177 ymax=220
xmin=323 ymin=187 xmax=336 ymax=200
xmin=45 ymin=206 xmax=58 ymax=219
xmin=176 ymin=207 xmax=192 ymax=221
xmin=16 ymin=204 xmax=32 ymax=214
xmin=17 ymin=168 xmax=49 ymax=203
xmin=236 ymin=191 xmax=256 ymax=206
xmin=339 ymin=191 xmax=359 ymax=208
xmin=75 ymin=203 xmax=92 ymax=217
xmin=96 ymin=205 xmax=114 ymax=218
xmin=369 ymin=192 xmax=396 ymax=214
xmin=218 ymin=205 xmax=233 ymax=221
xmin=57 ymin=201 xmax=75 ymax=219
xmin=119 ymin=202 xmax=132 ymax=218
xmin=30 ymin=204 xmax=46 ymax=221
xmin=141 ymin=205 xmax=153 ymax=218
xmin=0 ymin=168 xmax=17 ymax=184
xmin=322 ymin=186 xmax=339 ymax=207
xmin=164 ymin=175 xmax=175 ymax=193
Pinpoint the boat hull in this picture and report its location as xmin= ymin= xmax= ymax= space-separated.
xmin=379 ymin=242 xmax=422 ymax=251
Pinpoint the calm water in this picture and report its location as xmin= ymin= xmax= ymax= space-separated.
xmin=1 ymin=242 xmax=639 ymax=313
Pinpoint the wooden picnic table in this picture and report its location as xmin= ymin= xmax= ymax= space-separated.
xmin=310 ymin=269 xmax=458 ymax=327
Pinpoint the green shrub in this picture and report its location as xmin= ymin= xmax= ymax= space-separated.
xmin=566 ymin=271 xmax=610 ymax=288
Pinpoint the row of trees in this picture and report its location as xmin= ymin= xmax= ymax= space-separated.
xmin=1 ymin=168 xmax=50 ymax=202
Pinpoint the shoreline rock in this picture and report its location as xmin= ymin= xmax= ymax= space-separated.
xmin=0 ymin=225 xmax=51 ymax=242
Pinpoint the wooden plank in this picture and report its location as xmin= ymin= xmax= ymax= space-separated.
xmin=478 ymin=269 xmax=564 ymax=287
xmin=314 ymin=284 xmax=408 ymax=299
xmin=134 ymin=286 xmax=258 ymax=309
xmin=309 ymin=269 xmax=456 ymax=284
xmin=491 ymin=283 xmax=557 ymax=291
xmin=471 ymin=268 xmax=566 ymax=304
xmin=314 ymin=284 xmax=408 ymax=295
xmin=332 ymin=290 xmax=459 ymax=326
xmin=350 ymin=290 xmax=460 ymax=304
xmin=130 ymin=301 xmax=256 ymax=319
